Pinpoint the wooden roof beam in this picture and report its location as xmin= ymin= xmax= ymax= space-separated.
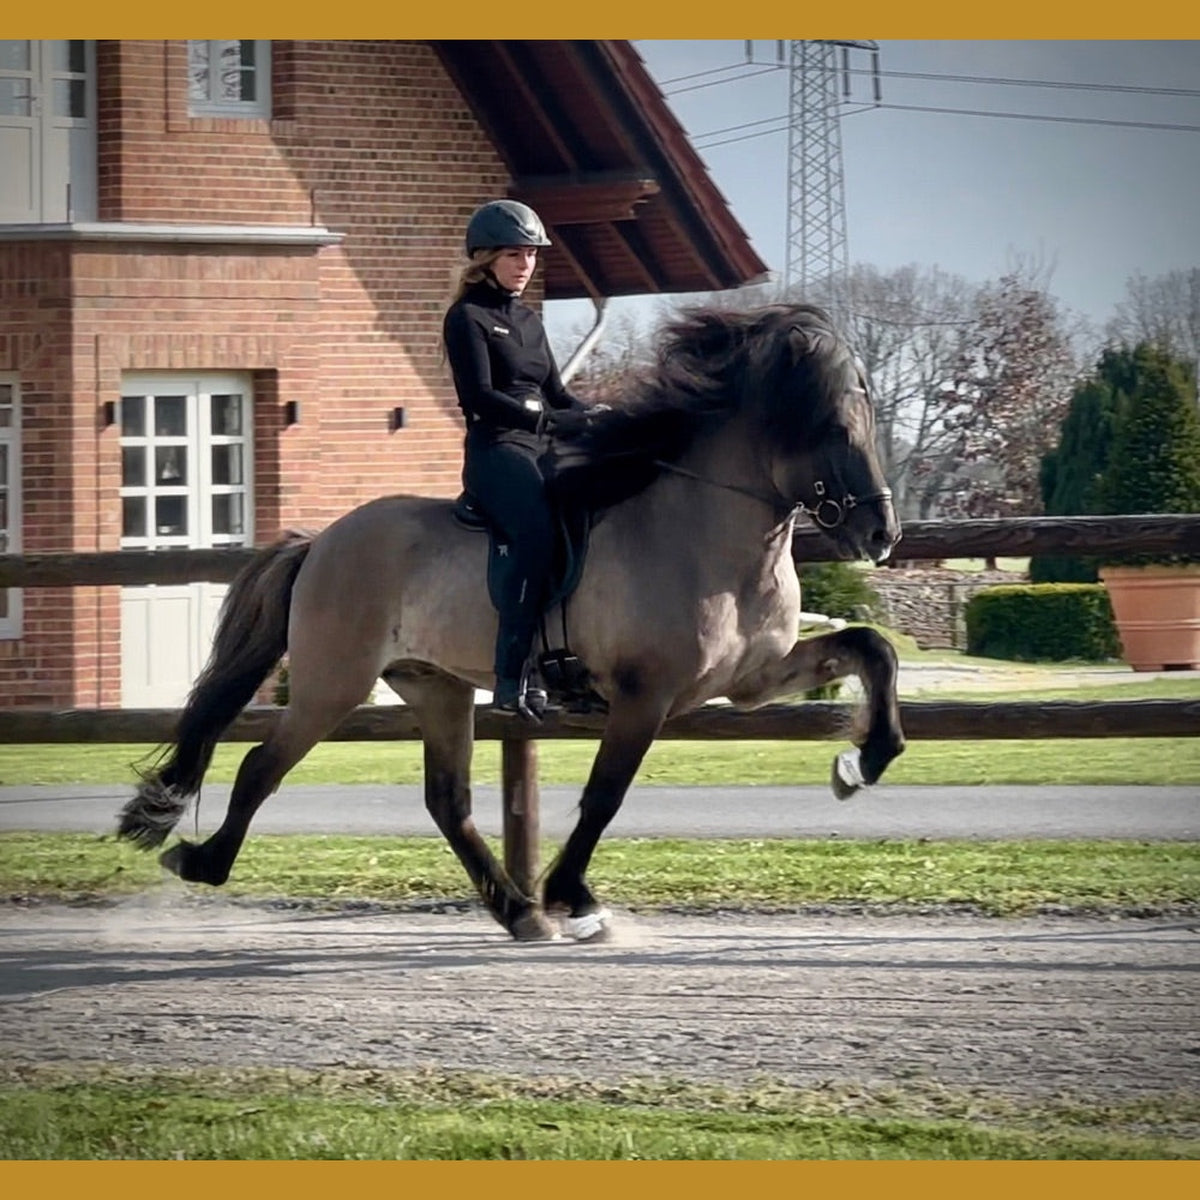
xmin=492 ymin=41 xmax=584 ymax=171
xmin=609 ymin=219 xmax=667 ymax=293
xmin=510 ymin=173 xmax=660 ymax=226
xmin=545 ymin=225 xmax=607 ymax=303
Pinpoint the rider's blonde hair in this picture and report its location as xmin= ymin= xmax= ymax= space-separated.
xmin=447 ymin=248 xmax=505 ymax=307
xmin=441 ymin=249 xmax=506 ymax=366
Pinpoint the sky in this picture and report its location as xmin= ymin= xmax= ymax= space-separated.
xmin=545 ymin=39 xmax=1200 ymax=354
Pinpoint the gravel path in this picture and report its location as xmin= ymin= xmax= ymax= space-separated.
xmin=3 ymin=900 xmax=1198 ymax=1100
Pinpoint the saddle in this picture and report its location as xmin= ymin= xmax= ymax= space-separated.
xmin=453 ymin=491 xmax=602 ymax=711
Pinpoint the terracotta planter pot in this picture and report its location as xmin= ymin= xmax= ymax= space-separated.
xmin=1099 ymin=565 xmax=1200 ymax=671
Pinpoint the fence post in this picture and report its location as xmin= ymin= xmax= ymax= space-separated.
xmin=501 ymin=736 xmax=540 ymax=897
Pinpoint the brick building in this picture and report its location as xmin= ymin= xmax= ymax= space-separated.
xmin=0 ymin=39 xmax=765 ymax=708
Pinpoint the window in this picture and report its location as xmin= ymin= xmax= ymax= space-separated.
xmin=119 ymin=375 xmax=254 ymax=551
xmin=0 ymin=377 xmax=21 ymax=639
xmin=187 ymin=40 xmax=270 ymax=118
xmin=0 ymin=40 xmax=97 ymax=223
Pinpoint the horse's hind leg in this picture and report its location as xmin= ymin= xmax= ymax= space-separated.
xmin=160 ymin=704 xmax=341 ymax=886
xmin=542 ymin=692 xmax=669 ymax=941
xmin=727 ymin=625 xmax=904 ymax=799
xmin=386 ymin=669 xmax=557 ymax=942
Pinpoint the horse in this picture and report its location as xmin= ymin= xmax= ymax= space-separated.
xmin=116 ymin=302 xmax=904 ymax=942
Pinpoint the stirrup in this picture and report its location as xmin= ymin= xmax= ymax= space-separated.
xmin=494 ymin=672 xmax=547 ymax=724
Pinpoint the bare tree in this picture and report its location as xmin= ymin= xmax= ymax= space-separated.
xmin=939 ymin=270 xmax=1081 ymax=518
xmin=1106 ymin=268 xmax=1200 ymax=368
xmin=558 ymin=307 xmax=662 ymax=403
xmin=834 ymin=264 xmax=980 ymax=519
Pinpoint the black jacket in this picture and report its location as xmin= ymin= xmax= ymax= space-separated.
xmin=443 ymin=280 xmax=582 ymax=435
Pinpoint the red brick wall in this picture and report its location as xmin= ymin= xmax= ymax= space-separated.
xmin=98 ymin=39 xmax=518 ymax=523
xmin=1 ymin=39 xmax=537 ymax=707
xmin=0 ymin=242 xmax=79 ymax=705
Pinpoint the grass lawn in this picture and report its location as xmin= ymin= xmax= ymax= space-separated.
xmin=2 ymin=728 xmax=1198 ymax=788
xmin=1 ymin=1065 xmax=1195 ymax=1160
xmin=3 ymin=832 xmax=1196 ymax=915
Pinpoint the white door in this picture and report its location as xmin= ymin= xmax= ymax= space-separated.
xmin=0 ymin=39 xmax=96 ymax=223
xmin=119 ymin=375 xmax=255 ymax=707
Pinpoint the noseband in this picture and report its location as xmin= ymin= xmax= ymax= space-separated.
xmin=804 ymin=480 xmax=894 ymax=530
xmin=652 ymin=458 xmax=891 ymax=531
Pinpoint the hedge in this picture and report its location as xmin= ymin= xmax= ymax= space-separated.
xmin=965 ymin=583 xmax=1120 ymax=663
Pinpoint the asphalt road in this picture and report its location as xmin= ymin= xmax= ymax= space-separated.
xmin=1 ymin=781 xmax=1196 ymax=840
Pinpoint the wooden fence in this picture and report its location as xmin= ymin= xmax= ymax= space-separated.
xmin=2 ymin=512 xmax=1198 ymax=893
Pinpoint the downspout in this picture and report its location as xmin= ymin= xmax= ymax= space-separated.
xmin=559 ymin=296 xmax=609 ymax=386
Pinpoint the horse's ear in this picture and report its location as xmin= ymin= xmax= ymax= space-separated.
xmin=787 ymin=320 xmax=837 ymax=365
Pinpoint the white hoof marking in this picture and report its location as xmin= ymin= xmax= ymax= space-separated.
xmin=835 ymin=749 xmax=865 ymax=795
xmin=564 ymin=908 xmax=612 ymax=941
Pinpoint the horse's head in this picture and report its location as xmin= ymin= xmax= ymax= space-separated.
xmin=758 ymin=308 xmax=901 ymax=564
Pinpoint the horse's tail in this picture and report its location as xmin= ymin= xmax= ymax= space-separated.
xmin=117 ymin=529 xmax=316 ymax=849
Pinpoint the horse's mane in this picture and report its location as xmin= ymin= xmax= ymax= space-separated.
xmin=544 ymin=302 xmax=855 ymax=511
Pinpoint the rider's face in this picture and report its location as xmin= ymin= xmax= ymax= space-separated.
xmin=492 ymin=246 xmax=538 ymax=295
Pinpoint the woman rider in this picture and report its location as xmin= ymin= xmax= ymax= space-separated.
xmin=442 ymin=199 xmax=589 ymax=719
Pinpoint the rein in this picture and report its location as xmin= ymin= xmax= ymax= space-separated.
xmin=651 ymin=459 xmax=798 ymax=522
xmin=652 ymin=458 xmax=891 ymax=531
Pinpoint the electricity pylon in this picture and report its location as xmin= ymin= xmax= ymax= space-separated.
xmin=780 ymin=40 xmax=879 ymax=321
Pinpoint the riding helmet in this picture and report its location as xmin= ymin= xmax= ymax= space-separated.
xmin=465 ymin=199 xmax=552 ymax=256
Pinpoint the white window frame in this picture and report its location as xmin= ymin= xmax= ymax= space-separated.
xmin=119 ymin=373 xmax=255 ymax=552
xmin=0 ymin=374 xmax=22 ymax=639
xmin=187 ymin=40 xmax=271 ymax=118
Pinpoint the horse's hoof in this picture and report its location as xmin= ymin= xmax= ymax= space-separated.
xmin=830 ymin=749 xmax=865 ymax=801
xmin=159 ymin=842 xmax=187 ymax=879
xmin=562 ymin=907 xmax=614 ymax=943
xmin=159 ymin=841 xmax=226 ymax=886
xmin=509 ymin=908 xmax=561 ymax=942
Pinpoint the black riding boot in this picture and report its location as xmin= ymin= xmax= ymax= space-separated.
xmin=494 ymin=628 xmax=548 ymax=722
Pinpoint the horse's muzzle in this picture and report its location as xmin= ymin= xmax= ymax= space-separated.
xmin=821 ymin=492 xmax=900 ymax=564
xmin=867 ymin=506 xmax=902 ymax=564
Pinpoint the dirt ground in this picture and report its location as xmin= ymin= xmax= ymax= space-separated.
xmin=2 ymin=898 xmax=1197 ymax=1100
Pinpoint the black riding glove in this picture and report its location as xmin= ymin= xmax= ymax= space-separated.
xmin=540 ymin=408 xmax=592 ymax=438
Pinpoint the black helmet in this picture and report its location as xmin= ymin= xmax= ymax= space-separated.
xmin=465 ymin=199 xmax=551 ymax=256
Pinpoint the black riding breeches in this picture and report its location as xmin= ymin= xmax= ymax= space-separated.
xmin=463 ymin=431 xmax=555 ymax=681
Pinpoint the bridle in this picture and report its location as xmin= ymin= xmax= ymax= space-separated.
xmin=802 ymin=479 xmax=894 ymax=531
xmin=652 ymin=458 xmax=892 ymax=531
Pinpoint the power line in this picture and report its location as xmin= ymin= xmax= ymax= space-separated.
xmin=869 ymin=66 xmax=1200 ymax=100
xmin=876 ymin=101 xmax=1200 ymax=134
xmin=665 ymin=66 xmax=782 ymax=96
xmin=693 ymin=102 xmax=1200 ymax=151
xmin=655 ymin=61 xmax=753 ymax=87
xmin=662 ymin=58 xmax=1200 ymax=102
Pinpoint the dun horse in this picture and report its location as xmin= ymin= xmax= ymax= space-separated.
xmin=118 ymin=304 xmax=904 ymax=941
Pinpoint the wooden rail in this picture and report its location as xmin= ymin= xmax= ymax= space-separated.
xmin=795 ymin=512 xmax=1200 ymax=563
xmin=2 ymin=513 xmax=1199 ymax=587
xmin=0 ymin=699 xmax=1196 ymax=744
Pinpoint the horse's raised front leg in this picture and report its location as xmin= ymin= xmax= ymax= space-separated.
xmin=387 ymin=669 xmax=556 ymax=943
xmin=726 ymin=625 xmax=904 ymax=799
xmin=542 ymin=690 xmax=670 ymax=942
